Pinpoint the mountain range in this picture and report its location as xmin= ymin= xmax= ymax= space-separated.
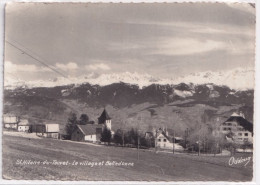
xmin=4 ymin=79 xmax=254 ymax=135
xmin=4 ymin=67 xmax=254 ymax=90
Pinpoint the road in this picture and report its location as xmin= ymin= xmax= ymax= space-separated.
xmin=2 ymin=134 xmax=253 ymax=181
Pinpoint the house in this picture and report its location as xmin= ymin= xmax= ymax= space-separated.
xmin=31 ymin=123 xmax=60 ymax=139
xmin=44 ymin=124 xmax=60 ymax=139
xmin=18 ymin=119 xmax=30 ymax=132
xmin=220 ymin=112 xmax=253 ymax=143
xmin=71 ymin=109 xmax=113 ymax=142
xmin=71 ymin=124 xmax=103 ymax=142
xmin=3 ymin=114 xmax=19 ymax=130
xmin=156 ymin=128 xmax=184 ymax=151
xmin=156 ymin=128 xmax=174 ymax=150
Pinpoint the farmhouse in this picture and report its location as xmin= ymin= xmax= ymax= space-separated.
xmin=31 ymin=123 xmax=60 ymax=139
xmin=156 ymin=128 xmax=174 ymax=150
xmin=71 ymin=124 xmax=103 ymax=142
xmin=156 ymin=128 xmax=184 ymax=151
xmin=3 ymin=114 xmax=19 ymax=129
xmin=220 ymin=112 xmax=253 ymax=143
xmin=18 ymin=119 xmax=30 ymax=132
xmin=71 ymin=109 xmax=112 ymax=142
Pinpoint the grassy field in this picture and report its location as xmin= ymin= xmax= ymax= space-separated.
xmin=2 ymin=134 xmax=253 ymax=181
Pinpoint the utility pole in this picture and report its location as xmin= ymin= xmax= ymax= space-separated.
xmin=198 ymin=125 xmax=201 ymax=156
xmin=122 ymin=129 xmax=125 ymax=147
xmin=173 ymin=130 xmax=175 ymax=154
xmin=138 ymin=132 xmax=140 ymax=160
xmin=155 ymin=129 xmax=157 ymax=153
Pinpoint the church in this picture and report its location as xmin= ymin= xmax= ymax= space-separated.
xmin=71 ymin=109 xmax=112 ymax=143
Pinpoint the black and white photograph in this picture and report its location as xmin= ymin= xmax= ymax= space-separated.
xmin=2 ymin=2 xmax=256 ymax=182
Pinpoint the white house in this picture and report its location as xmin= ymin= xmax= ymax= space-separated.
xmin=156 ymin=131 xmax=174 ymax=150
xmin=43 ymin=124 xmax=60 ymax=139
xmin=18 ymin=119 xmax=30 ymax=132
xmin=156 ymin=128 xmax=184 ymax=151
xmin=3 ymin=114 xmax=19 ymax=129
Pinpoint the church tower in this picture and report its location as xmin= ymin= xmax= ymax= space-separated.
xmin=98 ymin=109 xmax=112 ymax=130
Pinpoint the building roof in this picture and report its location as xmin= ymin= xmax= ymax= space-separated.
xmin=77 ymin=124 xmax=103 ymax=136
xmin=224 ymin=116 xmax=253 ymax=133
xmin=231 ymin=112 xmax=241 ymax=117
xmin=18 ymin=119 xmax=29 ymax=126
xmin=157 ymin=132 xmax=173 ymax=143
xmin=98 ymin=109 xmax=111 ymax=124
xmin=3 ymin=113 xmax=17 ymax=117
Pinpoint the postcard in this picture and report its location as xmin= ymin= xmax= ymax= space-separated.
xmin=2 ymin=1 xmax=256 ymax=182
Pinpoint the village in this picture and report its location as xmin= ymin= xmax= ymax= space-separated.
xmin=3 ymin=108 xmax=253 ymax=155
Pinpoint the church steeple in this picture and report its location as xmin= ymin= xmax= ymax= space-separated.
xmin=98 ymin=109 xmax=112 ymax=130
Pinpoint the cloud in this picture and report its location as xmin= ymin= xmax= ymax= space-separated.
xmin=55 ymin=62 xmax=78 ymax=71
xmin=151 ymin=38 xmax=225 ymax=56
xmin=4 ymin=61 xmax=50 ymax=73
xmin=86 ymin=63 xmax=111 ymax=71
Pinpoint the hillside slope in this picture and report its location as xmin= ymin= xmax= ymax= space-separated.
xmin=4 ymin=82 xmax=254 ymax=136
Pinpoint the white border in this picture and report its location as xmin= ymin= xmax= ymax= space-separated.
xmin=0 ymin=0 xmax=259 ymax=184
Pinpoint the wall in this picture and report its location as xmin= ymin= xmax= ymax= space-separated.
xmin=105 ymin=120 xmax=112 ymax=130
xmin=220 ymin=121 xmax=253 ymax=143
xmin=18 ymin=126 xmax=30 ymax=132
xmin=4 ymin=123 xmax=18 ymax=129
xmin=45 ymin=124 xmax=59 ymax=133
xmin=156 ymin=133 xmax=173 ymax=150
xmin=85 ymin=134 xmax=97 ymax=142
xmin=71 ymin=128 xmax=85 ymax=141
xmin=3 ymin=116 xmax=18 ymax=124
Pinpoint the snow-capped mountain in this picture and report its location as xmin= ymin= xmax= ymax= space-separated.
xmin=4 ymin=67 xmax=254 ymax=90
xmin=173 ymin=67 xmax=254 ymax=90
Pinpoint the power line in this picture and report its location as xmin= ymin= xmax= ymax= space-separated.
xmin=5 ymin=40 xmax=68 ymax=78
xmin=6 ymin=37 xmax=67 ymax=75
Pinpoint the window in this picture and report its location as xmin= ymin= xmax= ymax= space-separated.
xmin=238 ymin=128 xmax=245 ymax=131
xmin=244 ymin=138 xmax=248 ymax=141
xmin=158 ymin=139 xmax=161 ymax=142
xmin=223 ymin=128 xmax=227 ymax=131
xmin=228 ymin=123 xmax=232 ymax=126
xmin=238 ymin=133 xmax=242 ymax=136
xmin=228 ymin=128 xmax=231 ymax=131
xmin=164 ymin=139 xmax=166 ymax=142
xmin=245 ymin=133 xmax=248 ymax=136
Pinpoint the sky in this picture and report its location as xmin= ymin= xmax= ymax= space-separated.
xmin=4 ymin=3 xmax=256 ymax=82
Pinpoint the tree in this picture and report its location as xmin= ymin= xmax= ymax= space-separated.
xmin=65 ymin=112 xmax=78 ymax=139
xmin=128 ymin=128 xmax=138 ymax=146
xmin=113 ymin=129 xmax=123 ymax=145
xmin=79 ymin=114 xmax=89 ymax=125
xmin=101 ymin=126 xmax=112 ymax=144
